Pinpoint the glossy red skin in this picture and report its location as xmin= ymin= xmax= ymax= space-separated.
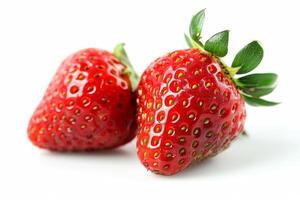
xmin=136 ymin=49 xmax=246 ymax=175
xmin=28 ymin=48 xmax=137 ymax=151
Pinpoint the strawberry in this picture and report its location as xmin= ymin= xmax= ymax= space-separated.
xmin=28 ymin=44 xmax=139 ymax=151
xmin=136 ymin=9 xmax=278 ymax=175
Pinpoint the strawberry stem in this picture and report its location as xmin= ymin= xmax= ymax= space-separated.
xmin=113 ymin=43 xmax=139 ymax=92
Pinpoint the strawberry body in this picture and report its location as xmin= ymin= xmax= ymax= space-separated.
xmin=136 ymin=49 xmax=246 ymax=175
xmin=28 ymin=48 xmax=137 ymax=151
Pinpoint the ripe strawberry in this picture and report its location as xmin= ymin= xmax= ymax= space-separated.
xmin=136 ymin=9 xmax=278 ymax=175
xmin=28 ymin=44 xmax=139 ymax=151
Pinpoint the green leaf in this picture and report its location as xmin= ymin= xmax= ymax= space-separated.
xmin=232 ymin=41 xmax=264 ymax=74
xmin=113 ymin=43 xmax=139 ymax=91
xmin=184 ymin=33 xmax=203 ymax=49
xmin=204 ymin=30 xmax=229 ymax=57
xmin=189 ymin=9 xmax=205 ymax=44
xmin=241 ymin=87 xmax=276 ymax=97
xmin=236 ymin=73 xmax=278 ymax=97
xmin=237 ymin=73 xmax=278 ymax=88
xmin=243 ymin=95 xmax=279 ymax=106
xmin=113 ymin=43 xmax=131 ymax=67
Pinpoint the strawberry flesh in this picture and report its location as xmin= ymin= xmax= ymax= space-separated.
xmin=28 ymin=48 xmax=137 ymax=151
xmin=136 ymin=49 xmax=246 ymax=175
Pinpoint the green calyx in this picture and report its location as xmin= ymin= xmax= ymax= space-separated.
xmin=113 ymin=43 xmax=139 ymax=92
xmin=185 ymin=9 xmax=279 ymax=106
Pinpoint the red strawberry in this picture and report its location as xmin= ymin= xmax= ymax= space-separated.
xmin=136 ymin=9 xmax=278 ymax=175
xmin=28 ymin=44 xmax=139 ymax=151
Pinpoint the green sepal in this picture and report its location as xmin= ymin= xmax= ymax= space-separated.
xmin=184 ymin=33 xmax=205 ymax=50
xmin=225 ymin=66 xmax=241 ymax=77
xmin=241 ymin=87 xmax=276 ymax=98
xmin=113 ymin=43 xmax=139 ymax=92
xmin=243 ymin=95 xmax=280 ymax=106
xmin=237 ymin=73 xmax=277 ymax=88
xmin=204 ymin=30 xmax=229 ymax=57
xmin=232 ymin=41 xmax=264 ymax=74
xmin=235 ymin=73 xmax=277 ymax=97
xmin=189 ymin=9 xmax=205 ymax=45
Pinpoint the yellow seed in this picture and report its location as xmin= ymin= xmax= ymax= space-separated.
xmin=153 ymin=162 xmax=158 ymax=167
xmin=211 ymin=104 xmax=217 ymax=110
xmin=165 ymin=142 xmax=171 ymax=147
xmin=74 ymin=108 xmax=80 ymax=115
xmin=167 ymin=129 xmax=174 ymax=135
xmin=175 ymin=57 xmax=181 ymax=63
xmin=166 ymin=77 xmax=171 ymax=83
xmin=198 ymin=101 xmax=203 ymax=107
xmin=92 ymin=105 xmax=98 ymax=110
xmin=148 ymin=115 xmax=154 ymax=122
xmin=166 ymin=153 xmax=172 ymax=158
xmin=192 ymin=141 xmax=199 ymax=148
xmin=144 ymin=152 xmax=148 ymax=158
xmin=205 ymin=82 xmax=211 ymax=88
xmin=179 ymin=148 xmax=186 ymax=155
xmin=193 ymin=128 xmax=201 ymax=136
xmin=154 ymin=152 xmax=159 ymax=158
xmin=179 ymin=159 xmax=185 ymax=165
xmin=147 ymin=102 xmax=153 ymax=109
xmin=82 ymin=99 xmax=89 ymax=105
xmin=142 ymin=113 xmax=147 ymax=119
xmin=220 ymin=109 xmax=226 ymax=115
xmin=157 ymin=75 xmax=163 ymax=81
xmin=222 ymin=122 xmax=228 ymax=129
xmin=188 ymin=113 xmax=195 ymax=119
xmin=172 ymin=114 xmax=178 ymax=121
xmin=191 ymin=84 xmax=198 ymax=90
xmin=204 ymin=118 xmax=210 ymax=125
xmin=206 ymin=131 xmax=213 ymax=138
xmin=142 ymin=138 xmax=148 ymax=145
xmin=68 ymin=101 xmax=75 ymax=106
xmin=194 ymin=70 xmax=200 ymax=75
xmin=155 ymin=126 xmax=161 ymax=132
xmin=69 ymin=118 xmax=75 ymax=124
xmin=192 ymin=151 xmax=197 ymax=158
xmin=156 ymin=103 xmax=162 ymax=109
xmin=179 ymin=137 xmax=186 ymax=143
xmin=181 ymin=125 xmax=187 ymax=131
xmin=177 ymin=72 xmax=184 ymax=78
xmin=77 ymin=74 xmax=85 ymax=80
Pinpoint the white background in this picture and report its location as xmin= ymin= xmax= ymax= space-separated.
xmin=0 ymin=0 xmax=299 ymax=199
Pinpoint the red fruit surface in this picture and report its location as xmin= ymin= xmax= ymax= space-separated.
xmin=28 ymin=48 xmax=137 ymax=151
xmin=136 ymin=49 xmax=246 ymax=175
